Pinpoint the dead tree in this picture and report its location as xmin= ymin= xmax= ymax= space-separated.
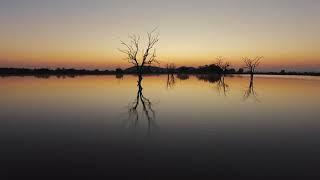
xmin=119 ymin=29 xmax=159 ymax=75
xmin=216 ymin=56 xmax=230 ymax=75
xmin=166 ymin=63 xmax=176 ymax=74
xmin=120 ymin=29 xmax=159 ymax=134
xmin=242 ymin=56 xmax=263 ymax=77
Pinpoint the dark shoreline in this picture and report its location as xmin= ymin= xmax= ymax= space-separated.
xmin=0 ymin=67 xmax=319 ymax=77
xmin=1 ymin=73 xmax=320 ymax=78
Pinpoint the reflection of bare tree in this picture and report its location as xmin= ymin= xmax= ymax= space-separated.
xmin=166 ymin=74 xmax=175 ymax=89
xmin=126 ymin=75 xmax=158 ymax=134
xmin=243 ymin=75 xmax=260 ymax=102
xmin=216 ymin=76 xmax=229 ymax=96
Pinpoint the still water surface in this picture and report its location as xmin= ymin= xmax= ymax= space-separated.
xmin=1 ymin=75 xmax=320 ymax=178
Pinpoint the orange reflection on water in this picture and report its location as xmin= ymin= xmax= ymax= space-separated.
xmin=1 ymin=74 xmax=319 ymax=122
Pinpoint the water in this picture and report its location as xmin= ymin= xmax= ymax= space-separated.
xmin=1 ymin=74 xmax=320 ymax=178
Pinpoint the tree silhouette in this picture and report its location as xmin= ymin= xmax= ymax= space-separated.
xmin=216 ymin=56 xmax=230 ymax=75
xmin=119 ymin=29 xmax=159 ymax=75
xmin=166 ymin=63 xmax=176 ymax=74
xmin=242 ymin=56 xmax=263 ymax=77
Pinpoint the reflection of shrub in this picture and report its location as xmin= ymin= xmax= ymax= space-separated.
xmin=34 ymin=74 xmax=50 ymax=79
xmin=116 ymin=74 xmax=124 ymax=79
xmin=177 ymin=74 xmax=189 ymax=80
xmin=196 ymin=74 xmax=221 ymax=83
xmin=115 ymin=68 xmax=123 ymax=74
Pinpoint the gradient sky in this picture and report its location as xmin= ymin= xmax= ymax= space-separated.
xmin=1 ymin=0 xmax=320 ymax=71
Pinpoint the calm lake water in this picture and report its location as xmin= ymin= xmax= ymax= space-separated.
xmin=1 ymin=74 xmax=320 ymax=178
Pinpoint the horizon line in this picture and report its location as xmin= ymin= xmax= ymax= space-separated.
xmin=1 ymin=66 xmax=319 ymax=73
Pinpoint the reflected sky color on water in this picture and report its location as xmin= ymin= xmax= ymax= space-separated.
xmin=0 ymin=75 xmax=320 ymax=178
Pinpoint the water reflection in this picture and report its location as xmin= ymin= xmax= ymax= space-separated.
xmin=166 ymin=74 xmax=175 ymax=89
xmin=177 ymin=74 xmax=189 ymax=80
xmin=115 ymin=74 xmax=124 ymax=79
xmin=216 ymin=75 xmax=229 ymax=96
xmin=196 ymin=74 xmax=220 ymax=83
xmin=243 ymin=75 xmax=259 ymax=102
xmin=196 ymin=74 xmax=230 ymax=96
xmin=1 ymin=75 xmax=320 ymax=178
xmin=56 ymin=74 xmax=76 ymax=79
xmin=125 ymin=75 xmax=158 ymax=135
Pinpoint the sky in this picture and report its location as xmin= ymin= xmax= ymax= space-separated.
xmin=0 ymin=0 xmax=320 ymax=71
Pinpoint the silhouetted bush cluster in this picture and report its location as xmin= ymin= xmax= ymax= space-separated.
xmin=1 ymin=66 xmax=319 ymax=76
xmin=0 ymin=68 xmax=112 ymax=76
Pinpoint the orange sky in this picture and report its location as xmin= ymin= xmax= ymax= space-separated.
xmin=1 ymin=0 xmax=320 ymax=72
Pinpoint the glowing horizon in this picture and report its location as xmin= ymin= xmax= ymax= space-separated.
xmin=1 ymin=0 xmax=320 ymax=72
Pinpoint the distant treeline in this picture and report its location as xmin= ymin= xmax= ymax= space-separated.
xmin=0 ymin=68 xmax=113 ymax=76
xmin=0 ymin=65 xmax=319 ymax=76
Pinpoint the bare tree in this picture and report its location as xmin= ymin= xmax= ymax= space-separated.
xmin=166 ymin=63 xmax=176 ymax=74
xmin=119 ymin=29 xmax=159 ymax=75
xmin=242 ymin=56 xmax=263 ymax=77
xmin=216 ymin=56 xmax=230 ymax=75
xmin=119 ymin=30 xmax=159 ymax=135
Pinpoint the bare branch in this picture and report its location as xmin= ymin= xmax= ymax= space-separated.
xmin=215 ymin=56 xmax=231 ymax=74
xmin=142 ymin=30 xmax=159 ymax=67
xmin=119 ymin=29 xmax=159 ymax=73
xmin=119 ymin=36 xmax=140 ymax=67
xmin=242 ymin=56 xmax=263 ymax=74
xmin=215 ymin=56 xmax=224 ymax=68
